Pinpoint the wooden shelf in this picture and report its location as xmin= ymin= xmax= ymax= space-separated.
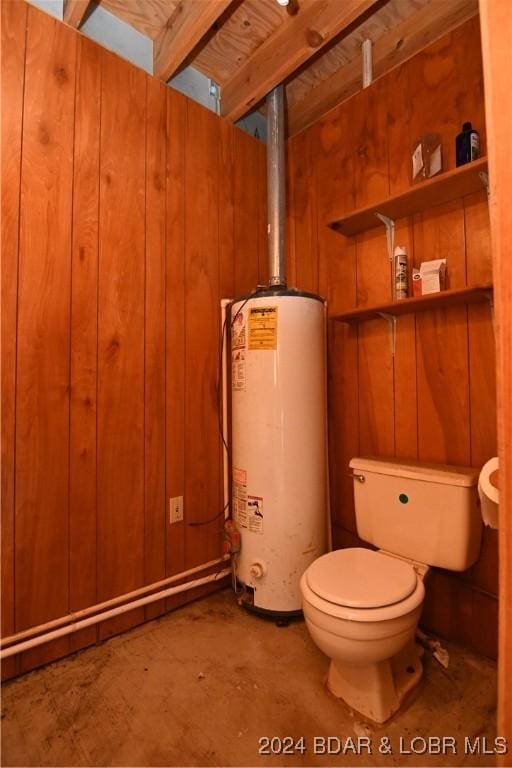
xmin=332 ymin=285 xmax=493 ymax=323
xmin=329 ymin=158 xmax=488 ymax=237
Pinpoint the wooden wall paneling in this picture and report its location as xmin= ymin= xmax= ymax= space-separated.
xmin=288 ymin=127 xmax=318 ymax=293
xmin=326 ymin=247 xmax=359 ymax=533
xmin=414 ymin=199 xmax=470 ymax=465
xmin=219 ymin=122 xmax=235 ymax=301
xmin=421 ymin=569 xmax=498 ymax=659
xmin=422 ymin=571 xmax=471 ymax=649
xmin=315 ymin=106 xmax=355 ymax=300
xmin=465 ymin=190 xmax=493 ymax=286
xmin=233 ymin=130 xmax=261 ymax=295
xmin=328 ymin=319 xmax=359 ymax=534
xmin=352 ymin=79 xmax=390 ymax=210
xmin=465 ymin=186 xmax=495 ymax=490
xmin=69 ymin=34 xmax=101 ymax=653
xmin=15 ymin=7 xmax=76 ymax=671
xmin=331 ymin=526 xmax=369 ymax=552
xmin=315 ymin=102 xmax=359 ymax=534
xmin=144 ymin=76 xmax=167 ymax=621
xmin=415 ymin=305 xmax=471 ymax=465
xmin=464 ymin=189 xmax=498 ymax=598
xmin=413 ymin=200 xmax=467 ymax=290
xmin=406 ymin=16 xmax=486 ymax=175
xmin=352 ymin=77 xmax=393 ymax=460
xmin=356 ymin=228 xmax=395 ymax=459
xmin=386 ymin=62 xmax=412 ymax=196
xmin=325 ymin=238 xmax=359 ymax=534
xmin=392 ymin=218 xmax=418 ymax=459
xmin=184 ymin=100 xmax=222 ymax=567
xmin=285 ymin=16 xmax=498 ymax=660
xmin=217 ymin=119 xmax=235 ymax=574
xmin=165 ymin=89 xmax=186 ymax=581
xmin=1 ymin=0 xmax=27 ymax=679
xmin=357 ymin=317 xmax=395 ymax=458
xmin=97 ymin=51 xmax=146 ymax=640
xmin=468 ymin=301 xmax=496 ymax=467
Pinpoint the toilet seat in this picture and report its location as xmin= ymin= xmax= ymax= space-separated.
xmin=302 ymin=548 xmax=425 ymax=623
xmin=306 ymin=548 xmax=417 ymax=609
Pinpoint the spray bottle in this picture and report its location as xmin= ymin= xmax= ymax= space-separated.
xmin=394 ymin=246 xmax=408 ymax=300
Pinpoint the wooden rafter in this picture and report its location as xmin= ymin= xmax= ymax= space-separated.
xmin=63 ymin=0 xmax=92 ymax=28
xmin=287 ymin=0 xmax=479 ymax=136
xmin=220 ymin=0 xmax=379 ymax=123
xmin=154 ymin=0 xmax=235 ymax=83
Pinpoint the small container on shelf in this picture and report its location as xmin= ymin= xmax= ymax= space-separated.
xmin=456 ymin=122 xmax=480 ymax=167
xmin=411 ymin=133 xmax=442 ymax=183
xmin=418 ymin=259 xmax=447 ymax=295
xmin=394 ymin=246 xmax=408 ymax=300
xmin=412 ymin=269 xmax=422 ymax=297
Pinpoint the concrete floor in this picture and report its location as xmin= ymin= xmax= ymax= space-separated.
xmin=1 ymin=589 xmax=498 ymax=768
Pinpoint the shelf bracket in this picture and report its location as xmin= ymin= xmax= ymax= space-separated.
xmin=377 ymin=312 xmax=397 ymax=357
xmin=375 ymin=213 xmax=395 ymax=259
xmin=479 ymin=170 xmax=489 ymax=195
xmin=376 ymin=213 xmax=396 ymax=300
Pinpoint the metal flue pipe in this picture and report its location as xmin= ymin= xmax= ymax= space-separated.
xmin=266 ymin=85 xmax=286 ymax=287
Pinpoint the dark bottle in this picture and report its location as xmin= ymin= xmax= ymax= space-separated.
xmin=456 ymin=122 xmax=480 ymax=167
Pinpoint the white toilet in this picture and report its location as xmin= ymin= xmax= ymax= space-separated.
xmin=300 ymin=457 xmax=482 ymax=724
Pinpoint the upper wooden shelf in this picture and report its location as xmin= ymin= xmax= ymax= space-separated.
xmin=332 ymin=284 xmax=493 ymax=323
xmin=329 ymin=158 xmax=488 ymax=237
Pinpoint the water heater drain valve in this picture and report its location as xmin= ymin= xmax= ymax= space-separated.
xmin=249 ymin=560 xmax=267 ymax=580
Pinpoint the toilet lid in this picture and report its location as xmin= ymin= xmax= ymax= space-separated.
xmin=306 ymin=548 xmax=418 ymax=609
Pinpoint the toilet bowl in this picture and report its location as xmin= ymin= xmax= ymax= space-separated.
xmin=300 ymin=457 xmax=482 ymax=724
xmin=301 ymin=547 xmax=426 ymax=723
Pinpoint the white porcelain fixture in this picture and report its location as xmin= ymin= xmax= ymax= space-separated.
xmin=300 ymin=458 xmax=481 ymax=723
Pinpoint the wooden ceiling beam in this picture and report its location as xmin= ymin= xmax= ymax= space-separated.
xmin=63 ymin=0 xmax=92 ymax=29
xmin=154 ymin=0 xmax=235 ymax=83
xmin=287 ymin=0 xmax=479 ymax=136
xmin=220 ymin=0 xmax=379 ymax=123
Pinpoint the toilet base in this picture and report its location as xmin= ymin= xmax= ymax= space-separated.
xmin=327 ymin=641 xmax=424 ymax=724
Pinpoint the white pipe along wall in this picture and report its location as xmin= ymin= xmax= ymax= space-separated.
xmin=1 ymin=558 xmax=230 ymax=657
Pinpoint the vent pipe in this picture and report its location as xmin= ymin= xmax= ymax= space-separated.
xmin=266 ymin=85 xmax=286 ymax=287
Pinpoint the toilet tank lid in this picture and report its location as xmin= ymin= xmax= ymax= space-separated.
xmin=349 ymin=457 xmax=479 ymax=487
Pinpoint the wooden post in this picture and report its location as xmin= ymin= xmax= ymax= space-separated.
xmin=479 ymin=0 xmax=512 ymax=754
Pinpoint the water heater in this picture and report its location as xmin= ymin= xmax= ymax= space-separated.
xmin=229 ymin=288 xmax=328 ymax=617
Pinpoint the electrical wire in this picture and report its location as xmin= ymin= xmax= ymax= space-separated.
xmin=187 ymin=501 xmax=229 ymax=528
xmin=186 ymin=288 xmax=263 ymax=529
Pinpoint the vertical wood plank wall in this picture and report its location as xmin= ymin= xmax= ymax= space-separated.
xmin=287 ymin=16 xmax=498 ymax=659
xmin=1 ymin=2 xmax=267 ymax=676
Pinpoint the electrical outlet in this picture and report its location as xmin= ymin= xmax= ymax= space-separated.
xmin=169 ymin=496 xmax=184 ymax=524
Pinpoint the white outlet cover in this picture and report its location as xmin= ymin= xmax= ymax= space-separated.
xmin=169 ymin=496 xmax=184 ymax=524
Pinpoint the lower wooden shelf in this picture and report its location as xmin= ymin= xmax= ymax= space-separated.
xmin=332 ymin=284 xmax=493 ymax=323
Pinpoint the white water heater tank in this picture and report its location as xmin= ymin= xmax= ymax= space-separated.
xmin=230 ymin=289 xmax=328 ymax=616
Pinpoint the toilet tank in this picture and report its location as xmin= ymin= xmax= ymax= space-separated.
xmin=349 ymin=458 xmax=482 ymax=571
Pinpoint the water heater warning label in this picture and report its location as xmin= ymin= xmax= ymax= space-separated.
xmin=233 ymin=470 xmax=264 ymax=535
xmin=233 ymin=468 xmax=247 ymax=526
xmin=231 ymin=312 xmax=246 ymax=391
xmin=247 ymin=495 xmax=264 ymax=533
xmin=231 ymin=349 xmax=246 ymax=391
xmin=248 ymin=306 xmax=277 ymax=350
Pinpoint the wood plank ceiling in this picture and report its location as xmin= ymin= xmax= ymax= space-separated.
xmin=64 ymin=0 xmax=479 ymax=135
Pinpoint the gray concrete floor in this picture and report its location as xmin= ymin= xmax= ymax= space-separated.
xmin=1 ymin=589 xmax=498 ymax=768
